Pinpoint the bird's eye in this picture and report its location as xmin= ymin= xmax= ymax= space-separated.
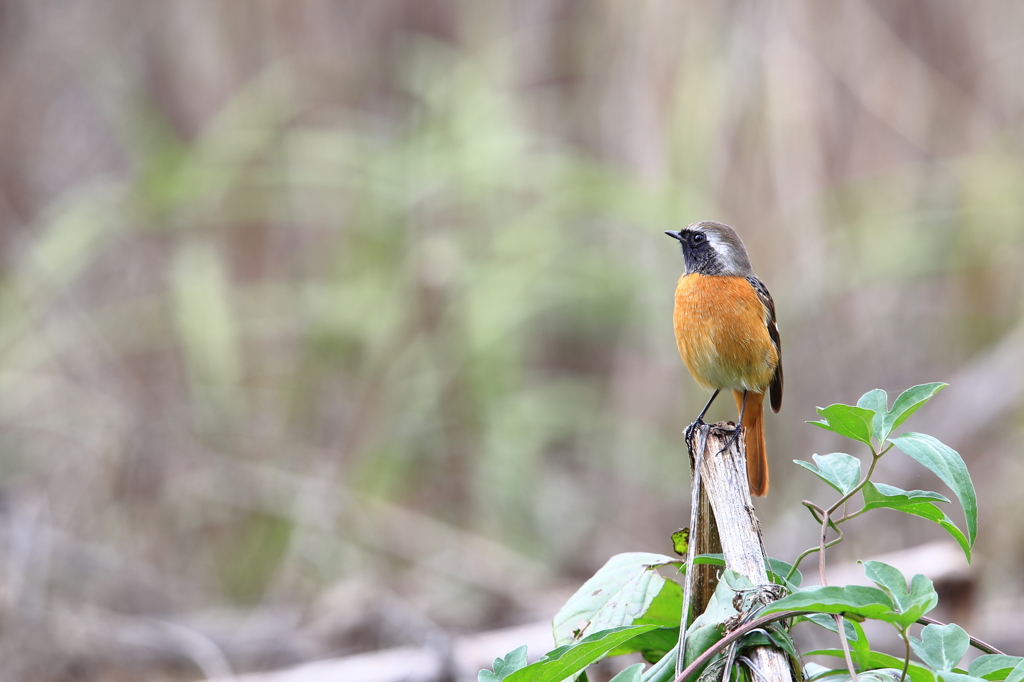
xmin=692 ymin=233 xmax=706 ymax=245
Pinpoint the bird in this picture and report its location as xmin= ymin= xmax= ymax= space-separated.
xmin=665 ymin=220 xmax=782 ymax=497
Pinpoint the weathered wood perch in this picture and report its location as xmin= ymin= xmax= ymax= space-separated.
xmin=679 ymin=422 xmax=794 ymax=682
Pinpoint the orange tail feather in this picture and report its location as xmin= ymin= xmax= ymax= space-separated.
xmin=733 ymin=390 xmax=769 ymax=497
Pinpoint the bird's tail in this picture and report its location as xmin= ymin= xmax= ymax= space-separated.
xmin=733 ymin=390 xmax=769 ymax=497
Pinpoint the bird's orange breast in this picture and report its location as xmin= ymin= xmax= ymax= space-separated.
xmin=673 ymin=273 xmax=778 ymax=393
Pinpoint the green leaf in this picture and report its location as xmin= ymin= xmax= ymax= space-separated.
xmin=671 ymin=528 xmax=690 ymax=557
xmin=682 ymin=570 xmax=753 ymax=668
xmin=640 ymin=647 xmax=678 ymax=682
xmin=506 ymin=625 xmax=659 ymax=682
xmin=862 ymin=482 xmax=969 ymax=559
xmin=884 ymin=383 xmax=947 ymax=441
xmin=610 ymin=663 xmax=645 ymax=682
xmin=862 ymin=671 xmax=909 ymax=682
xmin=911 ymin=623 xmax=970 ymax=673
xmin=608 ymin=626 xmax=678 ymax=662
xmin=760 ymin=625 xmax=800 ymax=661
xmin=1007 ymin=659 xmax=1024 ymax=682
xmin=593 ymin=558 xmax=680 ymax=662
xmin=892 ymin=433 xmax=978 ymax=553
xmin=864 ymin=561 xmax=937 ymax=622
xmin=805 ymin=615 xmax=872 ymax=670
xmin=809 ymin=404 xmax=877 ymax=445
xmin=638 ymin=647 xmax=679 ymax=675
xmin=760 ymin=585 xmax=901 ymax=622
xmin=1008 ymin=662 xmax=1024 ymax=682
xmin=803 ymin=662 xmax=838 ymax=681
xmin=862 ymin=561 xmax=939 ymax=626
xmin=938 ymin=674 xmax=987 ymax=682
xmin=857 ymin=389 xmax=889 ymax=442
xmin=808 ymin=649 xmax=936 ymax=682
xmin=969 ymin=655 xmax=1024 ymax=681
xmin=883 ymin=500 xmax=971 ymax=562
xmin=798 ymin=612 xmax=860 ymax=643
xmin=862 ymin=482 xmax=951 ymax=510
xmin=553 ymin=552 xmax=679 ymax=647
xmin=794 ymin=453 xmax=862 ymax=495
xmin=480 ymin=645 xmax=529 ymax=682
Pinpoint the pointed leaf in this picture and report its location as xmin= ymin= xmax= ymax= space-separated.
xmin=862 ymin=482 xmax=950 ymax=510
xmin=879 ymin=500 xmax=972 ymax=563
xmin=969 ymin=655 xmax=1024 ymax=681
xmin=809 ymin=404 xmax=877 ymax=445
xmin=506 ymin=625 xmax=660 ymax=682
xmin=861 ymin=483 xmax=967 ymax=560
xmin=911 ymin=623 xmax=970 ymax=673
xmin=480 ymin=645 xmax=529 ymax=682
xmin=553 ymin=552 xmax=679 ymax=646
xmin=760 ymin=585 xmax=902 ymax=622
xmin=858 ymin=389 xmax=889 ymax=442
xmin=892 ymin=433 xmax=977 ymax=552
xmin=611 ymin=663 xmax=645 ymax=682
xmin=813 ymin=452 xmax=863 ymax=495
xmin=884 ymin=383 xmax=947 ymax=440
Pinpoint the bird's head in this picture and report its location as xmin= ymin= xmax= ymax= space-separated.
xmin=665 ymin=220 xmax=754 ymax=277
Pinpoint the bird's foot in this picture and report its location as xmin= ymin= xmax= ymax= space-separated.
xmin=715 ymin=422 xmax=743 ymax=456
xmin=684 ymin=418 xmax=705 ymax=444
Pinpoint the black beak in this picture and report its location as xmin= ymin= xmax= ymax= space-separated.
xmin=665 ymin=231 xmax=683 ymax=241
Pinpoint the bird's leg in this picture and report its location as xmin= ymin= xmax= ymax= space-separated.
xmin=716 ymin=389 xmax=747 ymax=455
xmin=685 ymin=389 xmax=720 ymax=443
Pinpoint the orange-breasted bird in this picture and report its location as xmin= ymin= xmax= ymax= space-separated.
xmin=666 ymin=220 xmax=783 ymax=497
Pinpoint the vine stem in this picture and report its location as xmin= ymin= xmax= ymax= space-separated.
xmin=786 ymin=446 xmax=889 ymax=581
xmin=899 ymin=629 xmax=911 ymax=682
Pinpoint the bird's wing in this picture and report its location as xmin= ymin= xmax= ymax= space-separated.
xmin=746 ymin=276 xmax=783 ymax=413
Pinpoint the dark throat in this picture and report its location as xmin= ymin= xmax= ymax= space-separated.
xmin=683 ymin=242 xmax=723 ymax=276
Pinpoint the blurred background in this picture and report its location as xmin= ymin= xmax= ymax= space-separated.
xmin=1 ymin=1 xmax=1023 ymax=680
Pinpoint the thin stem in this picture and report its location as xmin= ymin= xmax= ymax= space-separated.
xmin=786 ymin=529 xmax=843 ymax=582
xmin=899 ymin=628 xmax=911 ymax=682
xmin=836 ymin=615 xmax=860 ymax=682
xmin=788 ymin=443 xmax=889 ymax=581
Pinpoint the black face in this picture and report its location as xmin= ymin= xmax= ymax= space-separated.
xmin=666 ymin=229 xmax=721 ymax=275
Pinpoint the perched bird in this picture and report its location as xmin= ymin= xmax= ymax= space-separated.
xmin=666 ymin=221 xmax=782 ymax=497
